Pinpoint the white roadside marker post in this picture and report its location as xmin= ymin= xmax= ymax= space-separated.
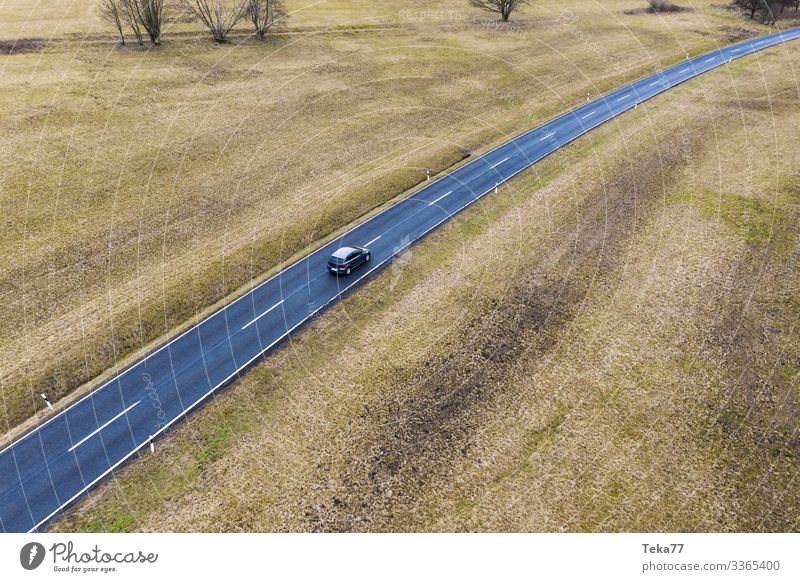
xmin=426 ymin=170 xmax=430 ymax=181
xmin=149 ymin=436 xmax=155 ymax=454
xmin=40 ymin=393 xmax=53 ymax=410
xmin=495 ymin=183 xmax=499 ymax=194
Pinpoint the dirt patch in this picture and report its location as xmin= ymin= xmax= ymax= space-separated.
xmin=715 ymin=24 xmax=762 ymax=42
xmin=700 ymin=224 xmax=800 ymax=530
xmin=299 ymin=127 xmax=702 ymax=531
xmin=0 ymin=38 xmax=46 ymax=54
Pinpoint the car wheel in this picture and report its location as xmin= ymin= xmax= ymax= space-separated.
xmin=365 ymin=253 xmax=371 ymax=262
xmin=346 ymin=267 xmax=351 ymax=275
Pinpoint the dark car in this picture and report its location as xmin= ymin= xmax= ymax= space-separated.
xmin=327 ymin=246 xmax=371 ymax=275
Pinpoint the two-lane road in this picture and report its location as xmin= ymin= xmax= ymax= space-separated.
xmin=2 ymin=27 xmax=799 ymax=533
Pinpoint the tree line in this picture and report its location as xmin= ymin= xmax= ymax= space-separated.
xmin=97 ymin=0 xmax=284 ymax=45
xmin=464 ymin=0 xmax=800 ymax=24
xmin=735 ymin=0 xmax=800 ymax=24
xmin=98 ymin=0 xmax=533 ymax=44
xmin=97 ymin=0 xmax=798 ymax=48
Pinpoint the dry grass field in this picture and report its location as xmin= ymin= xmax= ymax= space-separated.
xmin=51 ymin=33 xmax=800 ymax=531
xmin=0 ymin=0 xmax=782 ymax=439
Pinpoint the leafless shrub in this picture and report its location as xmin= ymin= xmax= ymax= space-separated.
xmin=761 ymin=0 xmax=800 ymax=23
xmin=96 ymin=0 xmax=164 ymax=45
xmin=246 ymin=0 xmax=284 ymax=39
xmin=625 ymin=1 xmax=692 ymax=14
xmin=126 ymin=0 xmax=167 ymax=44
xmin=735 ymin=0 xmax=764 ymax=19
xmin=184 ymin=0 xmax=248 ymax=42
xmin=469 ymin=0 xmax=529 ymax=22
xmin=121 ymin=0 xmax=145 ymax=45
xmin=648 ymin=0 xmax=687 ymax=11
xmin=97 ymin=0 xmax=127 ymax=45
xmin=732 ymin=0 xmax=800 ymax=25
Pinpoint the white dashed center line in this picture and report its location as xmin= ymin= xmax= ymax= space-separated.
xmin=428 ymin=190 xmax=454 ymax=207
xmin=364 ymin=235 xmax=381 ymax=247
xmin=242 ymin=300 xmax=285 ymax=330
xmin=490 ymin=157 xmax=510 ymax=169
xmin=68 ymin=401 xmax=141 ymax=452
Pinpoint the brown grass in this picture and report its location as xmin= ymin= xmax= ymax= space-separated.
xmin=0 ymin=0 xmax=774 ymax=438
xmin=52 ymin=45 xmax=800 ymax=532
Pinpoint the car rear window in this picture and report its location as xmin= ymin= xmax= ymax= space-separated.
xmin=330 ymin=256 xmax=344 ymax=264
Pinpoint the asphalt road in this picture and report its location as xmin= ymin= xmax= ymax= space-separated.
xmin=2 ymin=28 xmax=799 ymax=533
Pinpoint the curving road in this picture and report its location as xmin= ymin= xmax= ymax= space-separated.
xmin=2 ymin=27 xmax=799 ymax=533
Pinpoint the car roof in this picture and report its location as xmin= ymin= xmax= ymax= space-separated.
xmin=331 ymin=246 xmax=359 ymax=259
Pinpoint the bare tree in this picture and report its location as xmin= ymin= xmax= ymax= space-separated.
xmin=98 ymin=0 xmax=126 ymax=45
xmin=647 ymin=0 xmax=669 ymax=11
xmin=126 ymin=0 xmax=167 ymax=44
xmin=121 ymin=0 xmax=145 ymax=45
xmin=770 ymin=0 xmax=797 ymax=19
xmin=470 ymin=0 xmax=529 ymax=22
xmin=246 ymin=0 xmax=284 ymax=39
xmin=184 ymin=0 xmax=248 ymax=42
xmin=735 ymin=0 xmax=765 ymax=19
xmin=734 ymin=0 xmax=787 ymax=24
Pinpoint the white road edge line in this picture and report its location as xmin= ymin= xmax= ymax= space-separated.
xmin=364 ymin=235 xmax=381 ymax=247
xmin=490 ymin=157 xmax=510 ymax=169
xmin=539 ymin=132 xmax=556 ymax=141
xmin=67 ymin=401 xmax=141 ymax=453
xmin=242 ymin=300 xmax=285 ymax=330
